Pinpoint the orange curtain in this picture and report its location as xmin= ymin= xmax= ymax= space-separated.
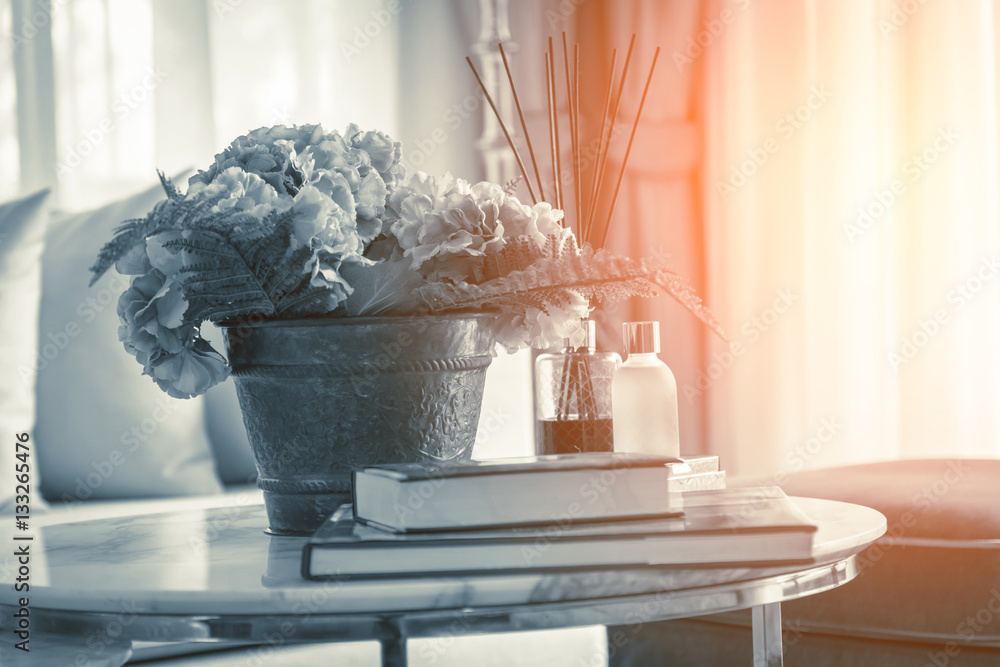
xmin=583 ymin=0 xmax=1000 ymax=476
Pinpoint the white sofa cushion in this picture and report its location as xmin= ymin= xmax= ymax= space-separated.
xmin=201 ymin=323 xmax=258 ymax=485
xmin=34 ymin=178 xmax=223 ymax=502
xmin=0 ymin=189 xmax=51 ymax=512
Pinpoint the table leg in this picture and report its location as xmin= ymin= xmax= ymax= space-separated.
xmin=381 ymin=636 xmax=407 ymax=667
xmin=751 ymin=603 xmax=783 ymax=667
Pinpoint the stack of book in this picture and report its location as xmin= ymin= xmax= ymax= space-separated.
xmin=302 ymin=453 xmax=815 ymax=580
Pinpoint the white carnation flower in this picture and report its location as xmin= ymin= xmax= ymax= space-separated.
xmin=187 ymin=167 xmax=292 ymax=218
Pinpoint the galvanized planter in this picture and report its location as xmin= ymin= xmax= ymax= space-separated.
xmin=223 ymin=314 xmax=495 ymax=535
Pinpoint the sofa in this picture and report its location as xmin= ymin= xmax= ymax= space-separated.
xmin=609 ymin=459 xmax=1000 ymax=666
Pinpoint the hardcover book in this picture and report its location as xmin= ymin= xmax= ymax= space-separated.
xmin=352 ymin=452 xmax=689 ymax=533
xmin=304 ymin=486 xmax=816 ymax=579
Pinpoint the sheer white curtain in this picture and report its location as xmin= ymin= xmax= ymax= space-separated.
xmin=4 ymin=0 xmax=506 ymax=206
xmin=4 ymin=0 xmax=541 ymax=459
xmin=701 ymin=0 xmax=1000 ymax=476
xmin=13 ymin=0 xmax=409 ymax=208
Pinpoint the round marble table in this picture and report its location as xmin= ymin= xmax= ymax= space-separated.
xmin=0 ymin=494 xmax=885 ymax=667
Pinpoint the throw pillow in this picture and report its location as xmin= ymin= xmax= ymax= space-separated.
xmin=202 ymin=323 xmax=258 ymax=486
xmin=0 ymin=189 xmax=51 ymax=512
xmin=35 ymin=177 xmax=223 ymax=501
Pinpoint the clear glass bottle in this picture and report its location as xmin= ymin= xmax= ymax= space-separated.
xmin=612 ymin=321 xmax=681 ymax=457
xmin=535 ymin=319 xmax=621 ymax=454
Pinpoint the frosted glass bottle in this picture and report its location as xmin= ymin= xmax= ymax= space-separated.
xmin=612 ymin=321 xmax=680 ymax=457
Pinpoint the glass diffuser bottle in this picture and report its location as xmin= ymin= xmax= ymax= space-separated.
xmin=535 ymin=319 xmax=621 ymax=454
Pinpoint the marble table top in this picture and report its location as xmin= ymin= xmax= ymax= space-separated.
xmin=0 ymin=492 xmax=885 ymax=619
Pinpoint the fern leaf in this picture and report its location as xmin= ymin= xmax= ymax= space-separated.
xmin=416 ymin=248 xmax=728 ymax=341
xmin=89 ymin=218 xmax=149 ymax=283
xmin=89 ymin=195 xmax=228 ymax=285
xmin=266 ymin=244 xmax=314 ymax=303
xmin=177 ymin=262 xmax=242 ymax=278
xmin=181 ymin=274 xmax=268 ymax=295
xmin=163 ymin=225 xmax=310 ymax=323
xmin=502 ymin=175 xmax=523 ymax=197
xmin=340 ymin=259 xmax=425 ymax=316
xmin=160 ymin=238 xmax=244 ymax=258
xmin=275 ymin=286 xmax=342 ymax=316
xmin=239 ymin=212 xmax=296 ymax=279
xmin=158 ymin=171 xmax=183 ymax=200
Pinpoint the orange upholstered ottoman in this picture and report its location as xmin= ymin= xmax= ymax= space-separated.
xmin=609 ymin=459 xmax=1000 ymax=667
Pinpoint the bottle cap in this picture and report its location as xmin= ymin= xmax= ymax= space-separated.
xmin=622 ymin=321 xmax=659 ymax=355
xmin=562 ymin=319 xmax=596 ymax=352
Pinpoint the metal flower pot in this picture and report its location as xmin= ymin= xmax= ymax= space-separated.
xmin=223 ymin=314 xmax=495 ymax=535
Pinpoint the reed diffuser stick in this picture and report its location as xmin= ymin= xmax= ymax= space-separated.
xmin=572 ymin=43 xmax=583 ymax=235
xmin=498 ymin=43 xmax=545 ymax=203
xmin=466 ymin=57 xmax=538 ymax=204
xmin=586 ymin=35 xmax=636 ymax=242
xmin=547 ymin=40 xmax=563 ymax=210
xmin=583 ymin=49 xmax=617 ymax=244
xmin=598 ymin=48 xmax=660 ymax=249
xmin=561 ymin=34 xmax=580 ymax=234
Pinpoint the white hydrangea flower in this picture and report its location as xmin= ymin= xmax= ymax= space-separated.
xmin=187 ymin=167 xmax=292 ymax=218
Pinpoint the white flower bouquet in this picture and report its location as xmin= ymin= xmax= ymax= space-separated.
xmin=91 ymin=123 xmax=724 ymax=399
